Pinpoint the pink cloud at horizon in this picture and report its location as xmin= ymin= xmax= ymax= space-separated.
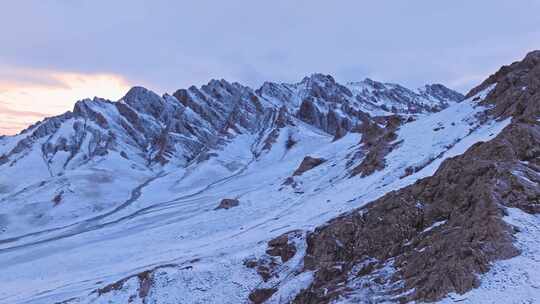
xmin=0 ymin=70 xmax=131 ymax=135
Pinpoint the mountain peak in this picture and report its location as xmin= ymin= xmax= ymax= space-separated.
xmin=419 ymin=83 xmax=465 ymax=103
xmin=524 ymin=49 xmax=540 ymax=63
xmin=122 ymin=86 xmax=162 ymax=104
xmin=300 ymin=73 xmax=336 ymax=85
xmin=360 ymin=77 xmax=387 ymax=90
xmin=120 ymin=86 xmax=164 ymax=117
xmin=466 ymin=49 xmax=540 ymax=99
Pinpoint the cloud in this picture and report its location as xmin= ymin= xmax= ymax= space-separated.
xmin=0 ymin=1 xmax=539 ymax=133
xmin=0 ymin=102 xmax=48 ymax=118
xmin=0 ymin=113 xmax=38 ymax=135
xmin=0 ymin=70 xmax=131 ymax=135
xmin=1 ymin=1 xmax=539 ymax=94
xmin=0 ymin=66 xmax=71 ymax=89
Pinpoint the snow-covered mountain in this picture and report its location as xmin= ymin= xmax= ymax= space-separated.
xmin=0 ymin=51 xmax=538 ymax=304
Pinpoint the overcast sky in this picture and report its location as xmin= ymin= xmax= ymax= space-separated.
xmin=1 ymin=1 xmax=540 ymax=134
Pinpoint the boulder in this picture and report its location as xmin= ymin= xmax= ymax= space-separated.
xmin=293 ymin=156 xmax=326 ymax=176
xmin=214 ymin=198 xmax=240 ymax=210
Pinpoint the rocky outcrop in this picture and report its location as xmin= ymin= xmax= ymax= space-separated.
xmin=293 ymin=156 xmax=326 ymax=176
xmin=242 ymin=230 xmax=305 ymax=304
xmin=245 ymin=231 xmax=301 ymax=283
xmin=287 ymin=51 xmax=540 ymax=304
xmin=297 ymin=99 xmax=354 ymax=138
xmin=266 ymin=233 xmax=298 ymax=263
xmin=96 ymin=269 xmax=154 ymax=301
xmin=215 ymin=198 xmax=240 ymax=210
xmin=350 ymin=115 xmax=403 ymax=177
xmin=249 ymin=288 xmax=277 ymax=304
xmin=472 ymin=50 xmax=540 ymax=121
xmin=92 ymin=262 xmax=196 ymax=303
xmin=52 ymin=191 xmax=63 ymax=206
xmin=419 ymin=83 xmax=465 ymax=107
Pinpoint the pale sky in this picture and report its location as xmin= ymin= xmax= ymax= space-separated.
xmin=1 ymin=1 xmax=540 ymax=135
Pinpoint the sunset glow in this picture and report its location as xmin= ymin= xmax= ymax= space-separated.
xmin=0 ymin=71 xmax=131 ymax=135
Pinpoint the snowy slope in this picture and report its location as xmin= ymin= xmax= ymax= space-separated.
xmin=0 ymin=80 xmax=506 ymax=304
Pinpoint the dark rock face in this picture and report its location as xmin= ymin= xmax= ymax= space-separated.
xmin=350 ymin=115 xmax=403 ymax=177
xmin=266 ymin=234 xmax=297 ymax=263
xmin=215 ymin=198 xmax=240 ymax=210
xmin=291 ymin=51 xmax=540 ymax=303
xmin=52 ymin=191 xmax=63 ymax=206
xmin=122 ymin=86 xmax=165 ymax=119
xmin=296 ymin=98 xmax=353 ymax=137
xmin=467 ymin=50 xmax=540 ymax=101
xmin=242 ymin=230 xmax=304 ymax=304
xmin=481 ymin=51 xmax=540 ymax=121
xmin=97 ymin=270 xmax=154 ymax=300
xmin=93 ymin=263 xmax=190 ymax=303
xmin=248 ymin=288 xmax=277 ymax=304
xmin=174 ymin=80 xmax=265 ymax=135
xmin=293 ymin=156 xmax=326 ymax=176
xmin=420 ymin=83 xmax=465 ymax=106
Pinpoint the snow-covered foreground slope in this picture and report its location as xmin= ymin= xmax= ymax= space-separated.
xmin=440 ymin=208 xmax=540 ymax=304
xmin=0 ymin=84 xmax=509 ymax=304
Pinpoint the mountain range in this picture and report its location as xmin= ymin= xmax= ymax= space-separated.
xmin=0 ymin=51 xmax=539 ymax=304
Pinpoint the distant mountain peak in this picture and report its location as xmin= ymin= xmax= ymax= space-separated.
xmin=1 ymin=73 xmax=465 ymax=174
xmin=300 ymin=73 xmax=337 ymax=85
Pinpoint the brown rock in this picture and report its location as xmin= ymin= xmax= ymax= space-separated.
xmin=293 ymin=156 xmax=326 ymax=176
xmin=215 ymin=198 xmax=240 ymax=210
xmin=248 ymin=288 xmax=277 ymax=304
xmin=52 ymin=191 xmax=63 ymax=206
xmin=266 ymin=234 xmax=297 ymax=263
xmin=97 ymin=270 xmax=154 ymax=300
xmin=350 ymin=115 xmax=403 ymax=177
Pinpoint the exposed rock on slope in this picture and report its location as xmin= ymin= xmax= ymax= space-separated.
xmin=215 ymin=198 xmax=240 ymax=210
xmin=473 ymin=50 xmax=540 ymax=121
xmin=266 ymin=233 xmax=299 ymax=263
xmin=249 ymin=288 xmax=277 ymax=304
xmin=350 ymin=115 xmax=403 ymax=177
xmin=293 ymin=156 xmax=326 ymax=176
xmin=290 ymin=51 xmax=540 ymax=303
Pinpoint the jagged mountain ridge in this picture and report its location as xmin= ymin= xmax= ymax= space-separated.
xmin=0 ymin=75 xmax=462 ymax=172
xmin=0 ymin=74 xmax=463 ymax=249
xmin=2 ymin=51 xmax=537 ymax=304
